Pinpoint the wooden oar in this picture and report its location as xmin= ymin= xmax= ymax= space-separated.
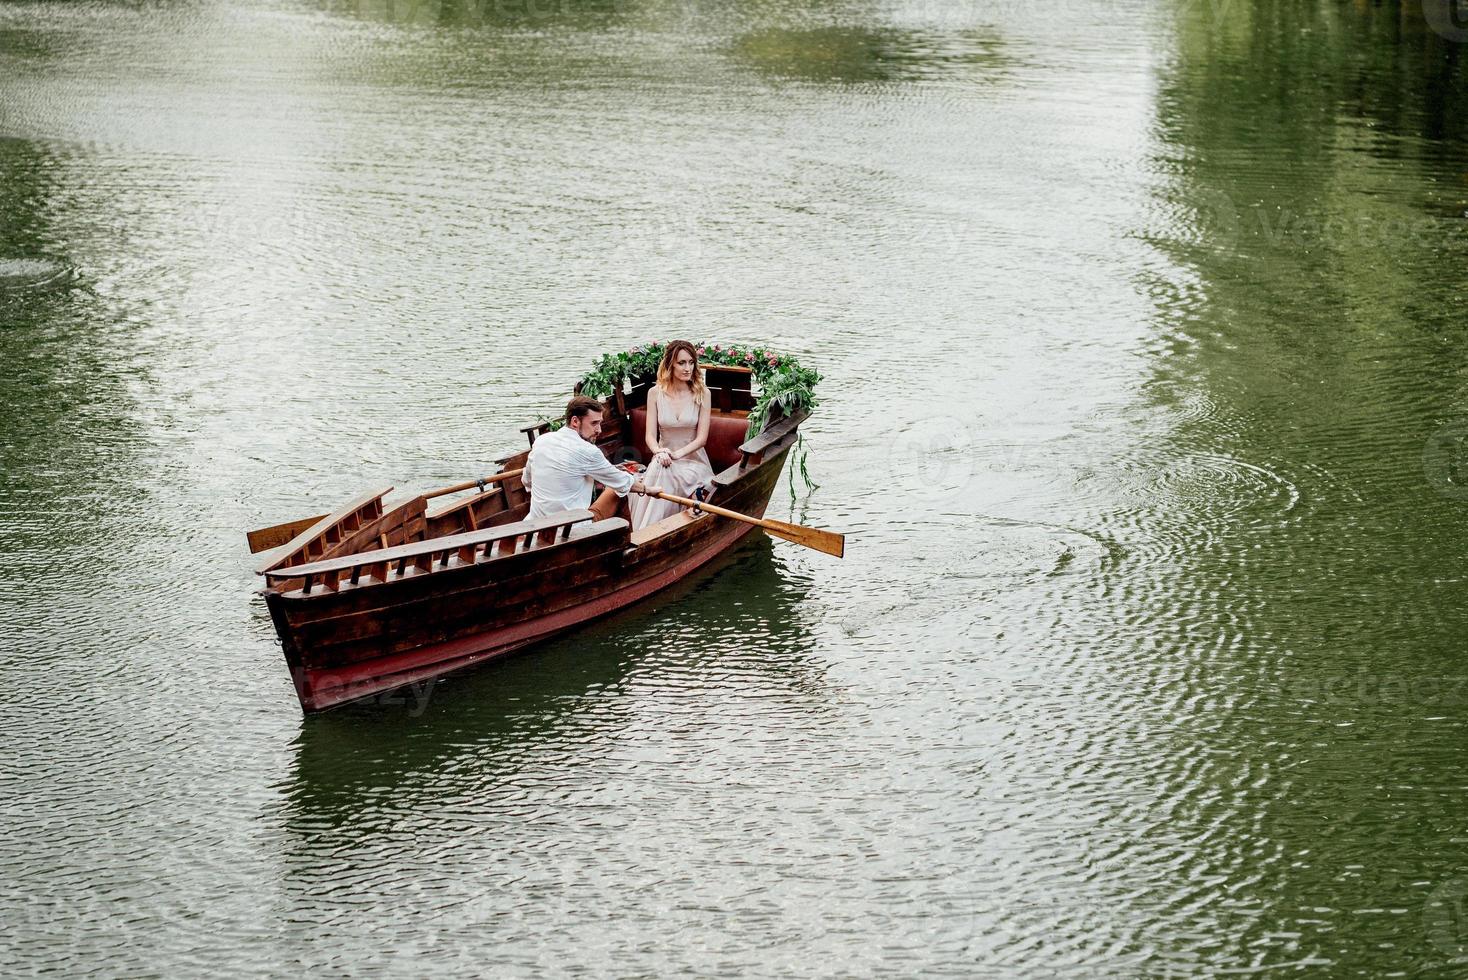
xmin=644 ymin=489 xmax=844 ymax=558
xmin=423 ymin=468 xmax=525 ymax=501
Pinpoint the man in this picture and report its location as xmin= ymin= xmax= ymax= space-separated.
xmin=523 ymin=396 xmax=648 ymax=522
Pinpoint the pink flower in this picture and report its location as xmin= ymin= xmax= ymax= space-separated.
xmin=744 ymin=352 xmax=755 ymax=363
xmin=695 ymin=346 xmax=705 ymax=355
xmin=711 ymin=344 xmax=720 ymax=352
xmin=767 ymin=355 xmax=778 ymax=365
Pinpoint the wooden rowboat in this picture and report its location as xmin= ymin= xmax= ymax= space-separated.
xmin=249 ymin=365 xmax=813 ymax=714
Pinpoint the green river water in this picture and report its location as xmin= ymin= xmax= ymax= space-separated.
xmin=2 ymin=0 xmax=1467 ymax=974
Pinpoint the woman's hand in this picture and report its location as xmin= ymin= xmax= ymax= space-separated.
xmin=654 ymin=449 xmax=673 ymax=467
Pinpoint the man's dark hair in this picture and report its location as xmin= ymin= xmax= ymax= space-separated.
xmin=565 ymin=395 xmax=604 ymax=423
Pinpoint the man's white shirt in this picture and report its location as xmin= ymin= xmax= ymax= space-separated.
xmin=523 ymin=425 xmax=635 ymax=520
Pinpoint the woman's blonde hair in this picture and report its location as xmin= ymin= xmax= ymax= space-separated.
xmin=655 ymin=340 xmax=707 ymax=404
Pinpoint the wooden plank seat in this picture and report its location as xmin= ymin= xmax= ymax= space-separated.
xmin=265 ymin=510 xmax=625 ymax=594
xmin=254 ymin=486 xmax=394 ymax=575
xmin=629 ymin=508 xmax=706 ymax=547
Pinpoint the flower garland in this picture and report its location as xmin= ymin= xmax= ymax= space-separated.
xmin=574 ymin=340 xmax=821 ymax=497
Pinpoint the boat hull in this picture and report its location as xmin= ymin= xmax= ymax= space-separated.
xmin=263 ymin=437 xmax=793 ymax=713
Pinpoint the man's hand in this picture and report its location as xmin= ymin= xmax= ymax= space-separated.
xmin=631 ymin=480 xmax=648 ymax=495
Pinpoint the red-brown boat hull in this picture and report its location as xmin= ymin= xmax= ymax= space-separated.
xmin=283 ymin=518 xmax=758 ymax=711
xmin=261 ymin=432 xmax=795 ymax=713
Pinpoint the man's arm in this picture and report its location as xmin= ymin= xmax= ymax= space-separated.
xmin=574 ymin=441 xmax=636 ymax=497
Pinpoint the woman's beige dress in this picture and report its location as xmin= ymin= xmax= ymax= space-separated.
xmin=630 ymin=391 xmax=716 ymax=531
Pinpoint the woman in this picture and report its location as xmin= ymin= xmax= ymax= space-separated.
xmin=629 ymin=340 xmax=716 ymax=531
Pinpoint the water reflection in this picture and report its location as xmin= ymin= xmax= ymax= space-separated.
xmin=280 ymin=538 xmax=820 ymax=837
xmin=1102 ymin=0 xmax=1468 ymax=970
xmin=0 ymin=137 xmax=67 ymax=277
xmin=732 ymin=25 xmax=1009 ymax=84
xmin=0 ymin=138 xmax=135 ymax=561
xmin=331 ymin=0 xmax=626 ymax=28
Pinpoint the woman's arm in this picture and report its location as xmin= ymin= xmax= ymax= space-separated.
xmin=672 ymin=397 xmax=711 ymax=460
xmin=644 ymin=387 xmax=663 ymax=456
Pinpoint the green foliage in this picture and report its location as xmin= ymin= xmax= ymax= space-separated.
xmin=576 ymin=340 xmax=821 ymax=440
xmin=576 ymin=345 xmax=667 ymax=402
xmin=742 ymin=360 xmax=822 ymax=440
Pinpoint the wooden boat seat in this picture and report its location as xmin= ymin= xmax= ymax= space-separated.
xmin=628 ymin=508 xmax=705 ymax=546
xmin=630 ymin=407 xmax=748 ymax=472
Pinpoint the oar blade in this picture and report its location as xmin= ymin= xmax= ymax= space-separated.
xmin=246 ymin=513 xmax=329 ymax=554
xmin=648 ymin=489 xmax=845 ymax=558
xmin=760 ymin=518 xmax=845 ymax=558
